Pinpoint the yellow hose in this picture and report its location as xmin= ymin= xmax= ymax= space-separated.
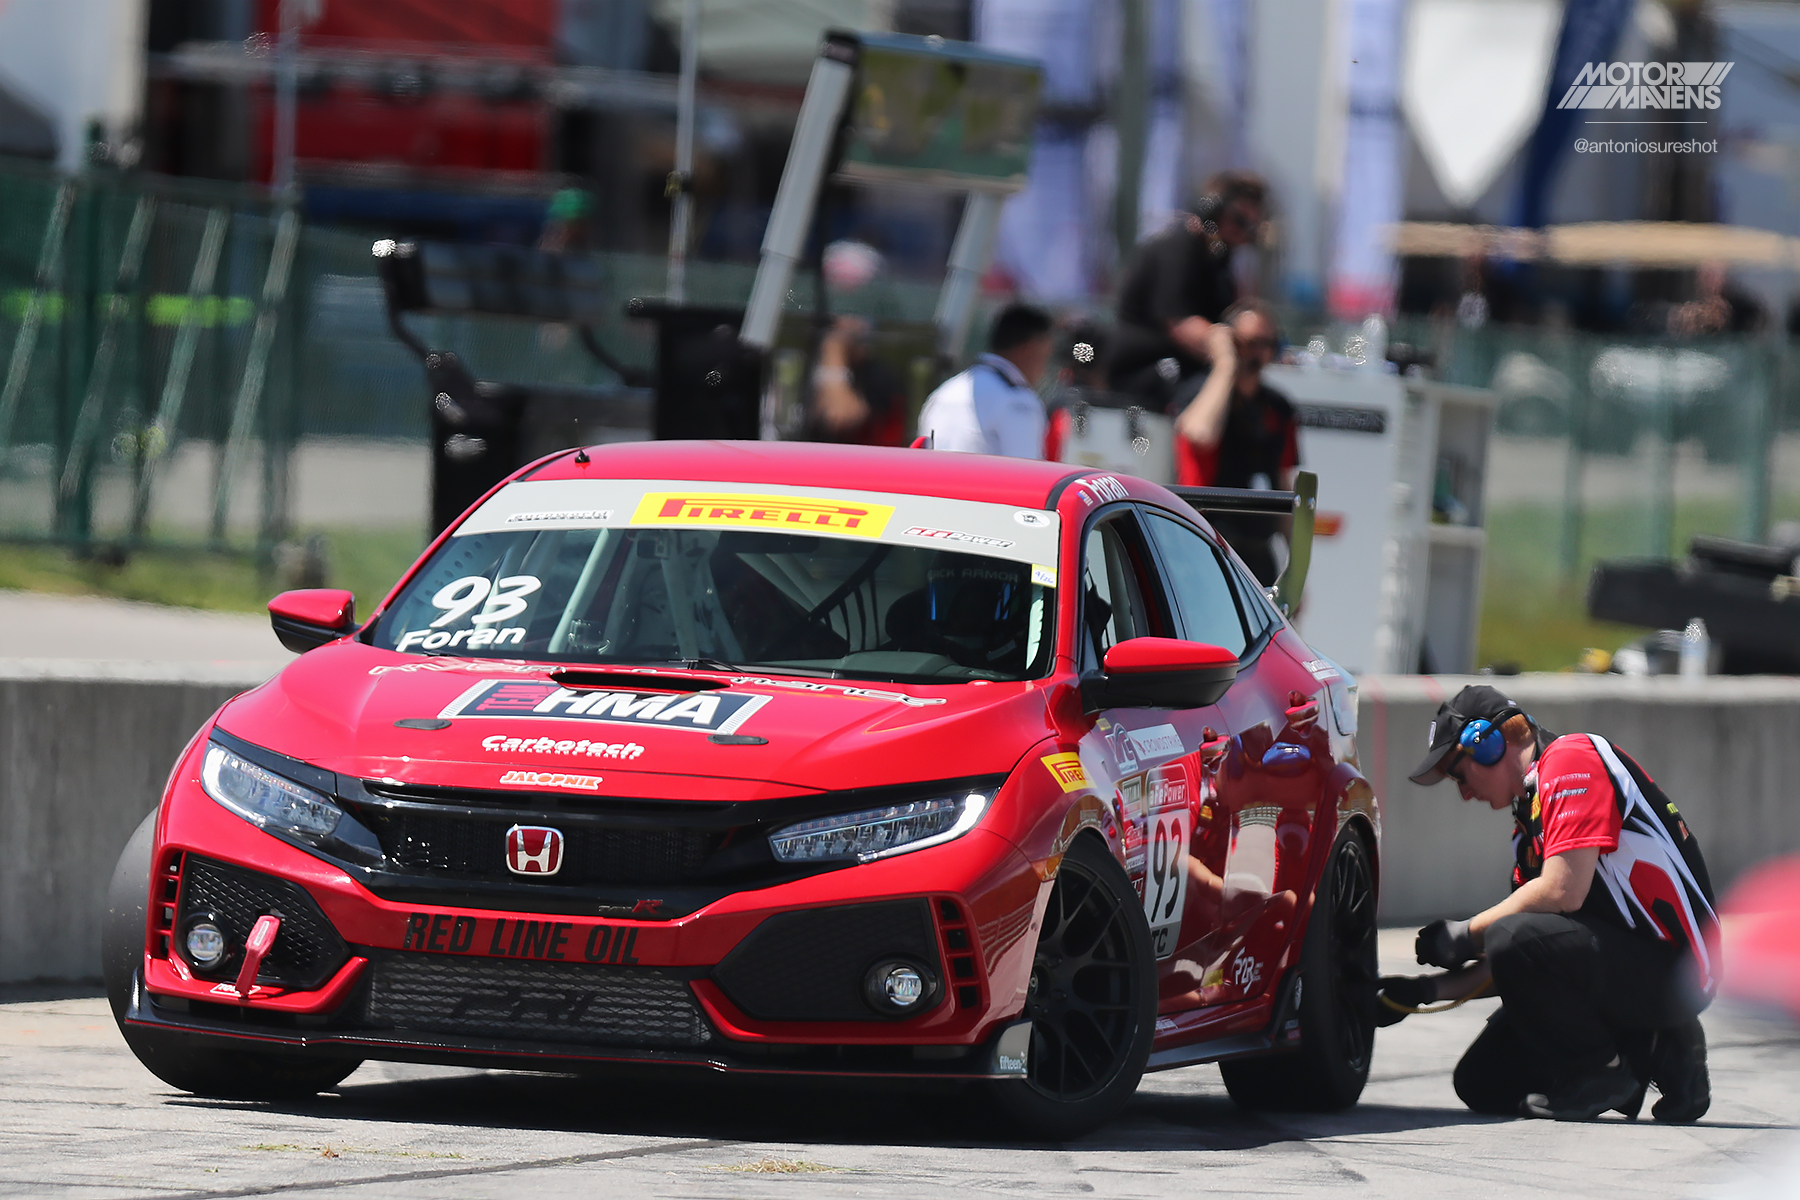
xmin=1379 ymin=979 xmax=1491 ymax=1015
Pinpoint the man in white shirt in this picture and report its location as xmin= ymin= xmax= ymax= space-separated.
xmin=917 ymin=304 xmax=1053 ymax=457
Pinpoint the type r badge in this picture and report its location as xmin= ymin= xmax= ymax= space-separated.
xmin=506 ymin=825 xmax=565 ymax=876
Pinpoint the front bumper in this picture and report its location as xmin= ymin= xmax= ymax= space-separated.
xmin=143 ymin=763 xmax=1048 ymax=1068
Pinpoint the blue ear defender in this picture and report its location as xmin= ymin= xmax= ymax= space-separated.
xmin=1458 ymin=717 xmax=1507 ymax=767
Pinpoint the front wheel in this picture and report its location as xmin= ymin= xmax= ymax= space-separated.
xmin=1220 ymin=826 xmax=1378 ymax=1111
xmin=978 ymin=834 xmax=1156 ymax=1139
xmin=103 ymin=810 xmax=361 ymax=1100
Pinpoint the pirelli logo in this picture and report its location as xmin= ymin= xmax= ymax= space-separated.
xmin=1042 ymin=752 xmax=1089 ymax=793
xmin=631 ymin=492 xmax=893 ymax=537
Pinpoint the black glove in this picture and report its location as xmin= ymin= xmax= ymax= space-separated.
xmin=1416 ymin=918 xmax=1476 ymax=969
xmin=1375 ymin=975 xmax=1439 ymax=1027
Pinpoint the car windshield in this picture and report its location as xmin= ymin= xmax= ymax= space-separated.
xmin=371 ymin=524 xmax=1056 ymax=683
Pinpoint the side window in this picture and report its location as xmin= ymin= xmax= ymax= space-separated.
xmin=1145 ymin=512 xmax=1249 ymax=657
xmin=1227 ymin=557 xmax=1279 ymax=642
xmin=1080 ymin=516 xmax=1157 ymax=671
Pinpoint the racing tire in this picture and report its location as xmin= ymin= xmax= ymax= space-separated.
xmin=103 ymin=810 xmax=362 ymax=1100
xmin=1219 ymin=826 xmax=1377 ymax=1112
xmin=979 ymin=834 xmax=1156 ymax=1139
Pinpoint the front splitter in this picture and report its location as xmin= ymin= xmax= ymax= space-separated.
xmin=124 ymin=973 xmax=1028 ymax=1082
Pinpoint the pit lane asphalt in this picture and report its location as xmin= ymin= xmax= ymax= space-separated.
xmin=4 ymin=931 xmax=1797 ymax=1200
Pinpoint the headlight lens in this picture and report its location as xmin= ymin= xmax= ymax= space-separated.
xmin=201 ymin=743 xmax=342 ymax=839
xmin=768 ymin=791 xmax=990 ymax=864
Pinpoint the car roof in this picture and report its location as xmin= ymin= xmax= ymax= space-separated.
xmin=521 ymin=440 xmax=1089 ymax=508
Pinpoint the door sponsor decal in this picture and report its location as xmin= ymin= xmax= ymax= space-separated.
xmin=438 ymin=680 xmax=769 ymax=735
xmin=1127 ymin=723 xmax=1183 ymax=762
xmin=1232 ymin=949 xmax=1263 ymax=991
xmin=1041 ymin=752 xmax=1089 ymax=792
xmin=1118 ymin=763 xmax=1192 ymax=959
xmin=631 ymin=491 xmax=893 ymax=537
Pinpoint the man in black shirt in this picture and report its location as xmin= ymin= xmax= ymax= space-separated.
xmin=1108 ymin=171 xmax=1267 ymax=406
xmin=1169 ymin=301 xmax=1299 ymax=584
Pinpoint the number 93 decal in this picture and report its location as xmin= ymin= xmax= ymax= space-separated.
xmin=430 ymin=574 xmax=542 ymax=628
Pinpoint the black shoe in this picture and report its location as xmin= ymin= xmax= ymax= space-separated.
xmin=1522 ymin=1059 xmax=1641 ymax=1121
xmin=1650 ymin=1020 xmax=1710 ymax=1124
xmin=1615 ymin=1079 xmax=1647 ymax=1121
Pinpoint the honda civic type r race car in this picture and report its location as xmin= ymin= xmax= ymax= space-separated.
xmin=105 ymin=441 xmax=1378 ymax=1136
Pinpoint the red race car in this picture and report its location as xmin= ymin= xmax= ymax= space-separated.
xmin=105 ymin=441 xmax=1377 ymax=1136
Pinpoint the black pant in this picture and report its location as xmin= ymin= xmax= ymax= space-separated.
xmin=1453 ymin=911 xmax=1708 ymax=1115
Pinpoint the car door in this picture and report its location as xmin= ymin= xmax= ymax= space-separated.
xmin=1136 ymin=508 xmax=1266 ymax=1005
xmin=1072 ymin=508 xmax=1229 ymax=989
xmin=1142 ymin=505 xmax=1332 ymax=1008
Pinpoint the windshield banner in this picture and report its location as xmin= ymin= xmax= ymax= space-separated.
xmin=456 ymin=479 xmax=1061 ymax=570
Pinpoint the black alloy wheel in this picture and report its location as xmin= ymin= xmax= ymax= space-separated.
xmin=1326 ymin=830 xmax=1380 ymax=1076
xmin=981 ymin=835 xmax=1155 ymax=1138
xmin=1220 ymin=827 xmax=1378 ymax=1111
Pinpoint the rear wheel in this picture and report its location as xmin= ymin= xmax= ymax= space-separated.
xmin=103 ymin=811 xmax=361 ymax=1100
xmin=979 ymin=835 xmax=1155 ymax=1139
xmin=1220 ymin=826 xmax=1377 ymax=1111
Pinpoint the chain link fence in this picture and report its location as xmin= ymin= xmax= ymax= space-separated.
xmin=0 ymin=157 xmax=953 ymax=573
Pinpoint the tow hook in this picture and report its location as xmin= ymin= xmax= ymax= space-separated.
xmin=233 ymin=914 xmax=282 ymax=1002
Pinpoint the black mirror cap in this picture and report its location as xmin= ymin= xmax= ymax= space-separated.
xmin=1080 ymin=660 xmax=1238 ymax=712
xmin=270 ymin=614 xmax=344 ymax=654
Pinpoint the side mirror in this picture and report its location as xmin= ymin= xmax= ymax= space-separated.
xmin=269 ymin=589 xmax=356 ymax=654
xmin=1085 ymin=637 xmax=1239 ymax=711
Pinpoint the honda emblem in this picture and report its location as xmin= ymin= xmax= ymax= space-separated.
xmin=505 ymin=825 xmax=565 ymax=876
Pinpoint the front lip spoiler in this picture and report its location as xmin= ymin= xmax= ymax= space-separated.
xmin=123 ymin=972 xmax=1020 ymax=1081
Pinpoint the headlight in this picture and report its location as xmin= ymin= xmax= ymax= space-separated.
xmin=201 ymin=743 xmax=342 ymax=840
xmin=768 ymin=791 xmax=990 ymax=864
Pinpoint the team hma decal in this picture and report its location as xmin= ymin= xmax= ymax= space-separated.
xmin=437 ymin=680 xmax=769 ymax=734
xmin=630 ymin=491 xmax=893 ymax=537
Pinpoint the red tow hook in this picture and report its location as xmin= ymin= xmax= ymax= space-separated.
xmin=233 ymin=914 xmax=282 ymax=1002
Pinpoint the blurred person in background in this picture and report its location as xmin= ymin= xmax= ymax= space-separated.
xmin=1107 ymin=170 xmax=1267 ymax=408
xmin=916 ymin=303 xmax=1054 ymax=457
xmin=1381 ymin=686 xmax=1720 ymax=1123
xmin=1171 ymin=300 xmax=1298 ymax=584
xmin=808 ymin=315 xmax=908 ymax=446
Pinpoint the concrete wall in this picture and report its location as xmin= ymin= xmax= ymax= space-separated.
xmin=1361 ymin=674 xmax=1800 ymax=922
xmin=4 ymin=665 xmax=1799 ymax=980
xmin=0 ymin=663 xmax=269 ymax=983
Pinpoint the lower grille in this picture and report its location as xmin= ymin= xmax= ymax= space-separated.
xmin=179 ymin=857 xmax=349 ymax=990
xmin=363 ymin=952 xmax=712 ymax=1048
xmin=351 ymin=806 xmax=716 ymax=886
xmin=713 ymin=900 xmax=941 ymax=1021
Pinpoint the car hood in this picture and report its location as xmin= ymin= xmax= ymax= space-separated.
xmin=214 ymin=642 xmax=1053 ymax=797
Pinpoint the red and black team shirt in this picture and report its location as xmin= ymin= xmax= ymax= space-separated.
xmin=1513 ymin=733 xmax=1722 ymax=995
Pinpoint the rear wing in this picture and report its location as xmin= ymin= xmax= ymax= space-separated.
xmin=1169 ymin=470 xmax=1317 ymax=617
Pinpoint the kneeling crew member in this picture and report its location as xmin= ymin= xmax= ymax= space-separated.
xmin=1381 ymin=685 xmax=1719 ymax=1122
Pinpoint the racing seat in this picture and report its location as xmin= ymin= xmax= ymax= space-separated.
xmin=883 ymin=567 xmax=1029 ymax=673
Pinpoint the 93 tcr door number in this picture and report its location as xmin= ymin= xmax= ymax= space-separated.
xmin=1118 ymin=764 xmax=1192 ymax=959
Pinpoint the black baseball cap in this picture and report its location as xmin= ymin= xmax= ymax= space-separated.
xmin=1409 ymin=685 xmax=1523 ymax=785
